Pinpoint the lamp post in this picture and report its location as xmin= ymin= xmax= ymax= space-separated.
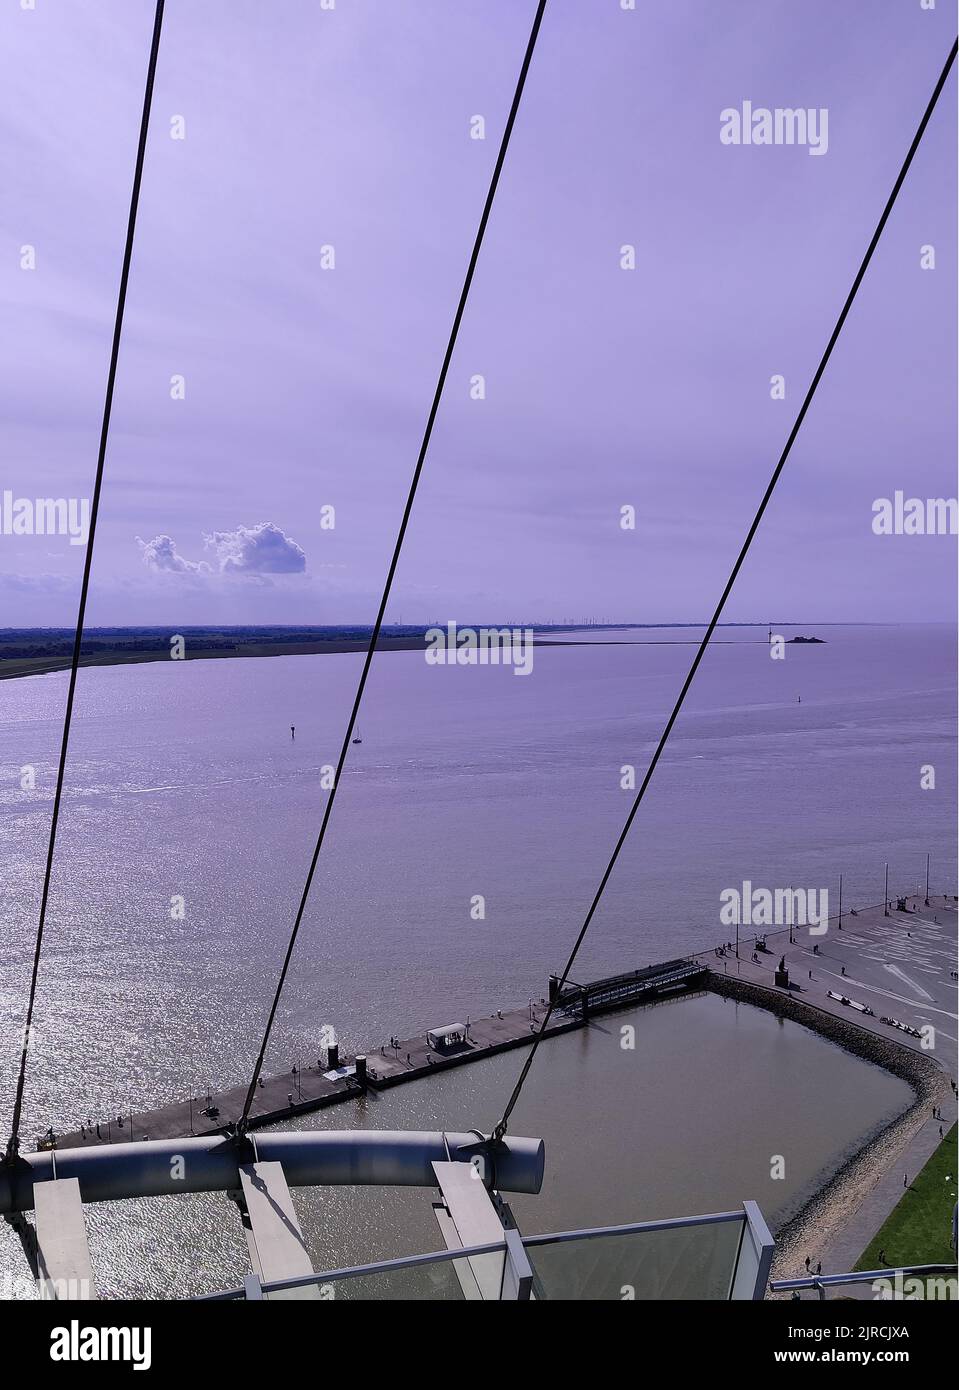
xmin=925 ymin=853 xmax=930 ymax=907
xmin=838 ymin=873 xmax=843 ymax=928
xmin=884 ymin=863 xmax=889 ymax=916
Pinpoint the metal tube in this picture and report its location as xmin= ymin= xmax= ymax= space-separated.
xmin=770 ymin=1263 xmax=956 ymax=1291
xmin=523 ymin=1210 xmax=744 ymax=1244
xmin=0 ymin=1130 xmax=545 ymax=1213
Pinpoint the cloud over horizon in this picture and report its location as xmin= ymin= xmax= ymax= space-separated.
xmin=136 ymin=523 xmax=306 ymax=579
xmin=135 ymin=533 xmax=211 ymax=576
xmin=205 ymin=523 xmax=307 ymax=575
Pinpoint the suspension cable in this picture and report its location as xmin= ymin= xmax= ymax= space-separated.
xmin=236 ymin=0 xmax=549 ymax=1132
xmin=4 ymin=0 xmax=166 ymax=1161
xmin=493 ymin=37 xmax=958 ymax=1141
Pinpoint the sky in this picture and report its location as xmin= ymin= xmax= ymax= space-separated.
xmin=0 ymin=0 xmax=955 ymax=627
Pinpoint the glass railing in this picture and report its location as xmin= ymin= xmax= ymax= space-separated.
xmin=524 ymin=1215 xmax=747 ymax=1300
xmin=306 ymin=1258 xmax=472 ymax=1301
xmin=199 ymin=1202 xmax=773 ymax=1301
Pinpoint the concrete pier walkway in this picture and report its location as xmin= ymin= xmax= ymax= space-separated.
xmin=48 ymin=965 xmax=704 ymax=1150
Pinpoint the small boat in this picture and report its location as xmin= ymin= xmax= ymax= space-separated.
xmin=352 ymin=731 xmax=362 ymax=744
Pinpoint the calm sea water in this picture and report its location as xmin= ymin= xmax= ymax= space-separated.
xmin=0 ymin=623 xmax=953 ymax=1135
xmin=0 ymin=623 xmax=953 ymax=1293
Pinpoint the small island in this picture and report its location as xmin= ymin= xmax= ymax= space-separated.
xmin=788 ymin=635 xmax=825 ymax=643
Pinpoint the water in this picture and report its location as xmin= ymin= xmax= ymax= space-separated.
xmin=0 ymin=622 xmax=952 ymax=1292
xmin=0 ymin=993 xmax=915 ymax=1298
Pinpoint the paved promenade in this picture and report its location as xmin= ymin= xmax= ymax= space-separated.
xmin=816 ymin=1113 xmax=952 ymax=1294
xmin=700 ymin=893 xmax=957 ymax=1293
xmin=693 ymin=894 xmax=957 ymax=1078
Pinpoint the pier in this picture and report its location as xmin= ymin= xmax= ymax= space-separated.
xmin=46 ymin=960 xmax=708 ymax=1150
xmin=45 ymin=892 xmax=955 ymax=1153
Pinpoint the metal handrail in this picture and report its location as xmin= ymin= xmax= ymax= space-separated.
xmin=522 ymin=1210 xmax=743 ymax=1245
xmin=770 ymin=1263 xmax=957 ymax=1292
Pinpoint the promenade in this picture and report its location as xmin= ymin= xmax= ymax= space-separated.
xmin=701 ymin=892 xmax=957 ymax=1292
xmin=694 ymin=893 xmax=957 ymax=1078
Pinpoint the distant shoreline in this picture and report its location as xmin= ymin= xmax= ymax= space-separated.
xmin=0 ymin=623 xmax=823 ymax=682
xmin=0 ymin=636 xmax=425 ymax=681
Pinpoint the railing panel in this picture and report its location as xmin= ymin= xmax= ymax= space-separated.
xmin=524 ymin=1217 xmax=746 ymax=1300
xmin=312 ymin=1260 xmax=471 ymax=1301
xmin=197 ymin=1208 xmax=766 ymax=1301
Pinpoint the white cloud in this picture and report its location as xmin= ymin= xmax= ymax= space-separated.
xmin=136 ymin=534 xmax=212 ymax=575
xmin=203 ymin=522 xmax=306 ymax=574
xmin=136 ymin=523 xmax=306 ymax=578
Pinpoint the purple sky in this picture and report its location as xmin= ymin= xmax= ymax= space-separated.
xmin=0 ymin=0 xmax=955 ymax=626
